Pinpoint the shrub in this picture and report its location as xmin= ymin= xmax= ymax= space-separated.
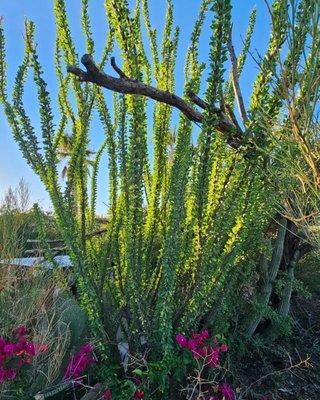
xmin=0 ymin=0 xmax=318 ymax=397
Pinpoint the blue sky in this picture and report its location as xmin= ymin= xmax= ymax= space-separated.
xmin=0 ymin=0 xmax=271 ymax=214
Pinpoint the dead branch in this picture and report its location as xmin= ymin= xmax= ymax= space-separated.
xmin=67 ymin=55 xmax=244 ymax=149
xmin=25 ymin=229 xmax=108 ymax=256
xmin=79 ymin=383 xmax=104 ymax=400
xmin=110 ymin=56 xmax=129 ymax=79
xmin=240 ymin=354 xmax=312 ymax=399
xmin=187 ymin=89 xmax=209 ymax=110
xmin=225 ymin=103 xmax=244 ymax=133
xmin=227 ymin=29 xmax=250 ymax=126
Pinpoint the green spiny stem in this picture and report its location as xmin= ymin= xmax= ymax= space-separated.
xmin=245 ymin=217 xmax=288 ymax=337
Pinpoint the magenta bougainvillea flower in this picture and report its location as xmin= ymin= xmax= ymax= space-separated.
xmin=3 ymin=344 xmax=15 ymax=357
xmin=175 ymin=334 xmax=188 ymax=348
xmin=80 ymin=344 xmax=94 ymax=353
xmin=24 ymin=342 xmax=36 ymax=356
xmin=103 ymin=389 xmax=112 ymax=400
xmin=0 ymin=368 xmax=16 ymax=382
xmin=175 ymin=330 xmax=228 ymax=368
xmin=220 ymin=343 xmax=228 ymax=353
xmin=218 ymin=383 xmax=235 ymax=400
xmin=207 ymin=347 xmax=220 ymax=367
xmin=64 ymin=344 xmax=96 ymax=380
xmin=134 ymin=388 xmax=144 ymax=399
xmin=0 ymin=326 xmax=48 ymax=384
xmin=176 ymin=331 xmax=235 ymax=400
xmin=13 ymin=326 xmax=28 ymax=337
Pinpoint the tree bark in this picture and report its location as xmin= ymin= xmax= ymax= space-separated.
xmin=67 ymin=55 xmax=244 ymax=149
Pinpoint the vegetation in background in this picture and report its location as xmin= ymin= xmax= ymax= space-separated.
xmin=0 ymin=0 xmax=319 ymax=398
xmin=0 ymin=180 xmax=60 ymax=259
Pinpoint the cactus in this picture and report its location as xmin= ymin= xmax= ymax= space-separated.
xmin=55 ymin=292 xmax=89 ymax=350
xmin=245 ymin=218 xmax=288 ymax=337
xmin=278 ymin=249 xmax=300 ymax=317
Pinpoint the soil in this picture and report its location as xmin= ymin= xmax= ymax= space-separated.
xmin=236 ymin=294 xmax=320 ymax=400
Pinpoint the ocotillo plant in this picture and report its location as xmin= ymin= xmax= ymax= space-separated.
xmin=0 ymin=0 xmax=318 ymax=393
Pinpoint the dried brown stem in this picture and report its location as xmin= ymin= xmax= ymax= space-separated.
xmin=79 ymin=383 xmax=104 ymax=400
xmin=67 ymin=55 xmax=244 ymax=148
xmin=225 ymin=103 xmax=243 ymax=133
xmin=227 ymin=29 xmax=249 ymax=126
xmin=110 ymin=56 xmax=129 ymax=79
xmin=241 ymin=353 xmax=311 ymax=398
xmin=187 ymin=89 xmax=209 ymax=110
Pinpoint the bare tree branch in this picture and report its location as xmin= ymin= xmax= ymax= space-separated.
xmin=67 ymin=54 xmax=244 ymax=148
xmin=79 ymin=383 xmax=104 ymax=400
xmin=110 ymin=56 xmax=129 ymax=79
xmin=187 ymin=89 xmax=209 ymax=110
xmin=225 ymin=103 xmax=243 ymax=133
xmin=227 ymin=29 xmax=250 ymax=126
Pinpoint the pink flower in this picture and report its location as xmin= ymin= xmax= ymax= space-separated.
xmin=0 ymin=337 xmax=6 ymax=351
xmin=260 ymin=396 xmax=268 ymax=400
xmin=18 ymin=335 xmax=27 ymax=344
xmin=64 ymin=344 xmax=96 ymax=380
xmin=4 ymin=368 xmax=17 ymax=380
xmin=186 ymin=339 xmax=196 ymax=351
xmin=190 ymin=332 xmax=205 ymax=346
xmin=80 ymin=344 xmax=94 ymax=353
xmin=0 ymin=367 xmax=18 ymax=382
xmin=220 ymin=343 xmax=228 ymax=353
xmin=134 ymin=389 xmax=144 ymax=399
xmin=13 ymin=326 xmax=27 ymax=337
xmin=207 ymin=347 xmax=220 ymax=368
xmin=103 ymin=389 xmax=112 ymax=400
xmin=188 ymin=340 xmax=204 ymax=359
xmin=176 ymin=334 xmax=188 ymax=348
xmin=15 ymin=335 xmax=27 ymax=352
xmin=0 ymin=326 xmax=45 ymax=383
xmin=200 ymin=330 xmax=209 ymax=340
xmin=176 ymin=330 xmax=229 ymax=368
xmin=3 ymin=343 xmax=15 ymax=356
xmin=219 ymin=383 xmax=235 ymax=400
xmin=24 ymin=342 xmax=36 ymax=356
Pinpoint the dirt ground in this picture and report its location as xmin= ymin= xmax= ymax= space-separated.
xmin=236 ymin=294 xmax=320 ymax=400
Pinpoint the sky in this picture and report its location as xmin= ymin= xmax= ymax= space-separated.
xmin=0 ymin=0 xmax=271 ymax=214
